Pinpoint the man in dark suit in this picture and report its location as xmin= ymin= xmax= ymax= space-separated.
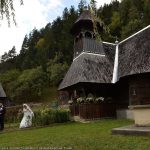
xmin=0 ymin=103 xmax=6 ymax=130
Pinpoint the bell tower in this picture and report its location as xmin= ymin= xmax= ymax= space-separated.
xmin=70 ymin=7 xmax=104 ymax=59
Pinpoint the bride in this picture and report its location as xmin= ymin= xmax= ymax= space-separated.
xmin=19 ymin=104 xmax=34 ymax=128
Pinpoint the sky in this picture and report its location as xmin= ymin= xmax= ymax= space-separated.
xmin=0 ymin=0 xmax=114 ymax=56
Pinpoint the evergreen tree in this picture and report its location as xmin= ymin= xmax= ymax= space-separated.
xmin=78 ymin=0 xmax=87 ymax=14
xmin=90 ymin=0 xmax=97 ymax=15
xmin=63 ymin=7 xmax=69 ymax=20
xmin=109 ymin=11 xmax=121 ymax=37
xmin=1 ymin=52 xmax=8 ymax=62
xmin=20 ymin=35 xmax=29 ymax=55
xmin=143 ymin=0 xmax=150 ymax=25
xmin=8 ymin=46 xmax=16 ymax=59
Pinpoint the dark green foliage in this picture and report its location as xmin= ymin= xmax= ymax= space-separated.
xmin=33 ymin=108 xmax=70 ymax=126
xmin=7 ymin=46 xmax=16 ymax=59
xmin=78 ymin=0 xmax=87 ymax=14
xmin=4 ymin=106 xmax=70 ymax=126
xmin=143 ymin=0 xmax=150 ymax=24
xmin=4 ymin=105 xmax=22 ymax=123
xmin=12 ymin=6 xmax=78 ymax=71
xmin=98 ymin=0 xmax=148 ymax=41
xmin=20 ymin=28 xmax=43 ymax=70
xmin=0 ymin=68 xmax=48 ymax=103
xmin=121 ymin=19 xmax=144 ymax=39
xmin=9 ymin=67 xmax=48 ymax=103
xmin=90 ymin=0 xmax=97 ymax=15
xmin=47 ymin=56 xmax=69 ymax=85
xmin=0 ymin=69 xmax=21 ymax=85
xmin=0 ymin=63 xmax=68 ymax=103
xmin=0 ymin=0 xmax=150 ymax=104
xmin=0 ymin=46 xmax=17 ymax=72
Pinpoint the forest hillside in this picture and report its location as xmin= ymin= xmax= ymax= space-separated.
xmin=0 ymin=0 xmax=149 ymax=104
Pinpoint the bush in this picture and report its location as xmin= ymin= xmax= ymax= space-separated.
xmin=33 ymin=108 xmax=70 ymax=126
xmin=5 ymin=105 xmax=22 ymax=123
xmin=55 ymin=109 xmax=70 ymax=123
xmin=4 ymin=106 xmax=70 ymax=127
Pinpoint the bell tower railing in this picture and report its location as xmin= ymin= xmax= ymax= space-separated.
xmin=73 ymin=37 xmax=105 ymax=59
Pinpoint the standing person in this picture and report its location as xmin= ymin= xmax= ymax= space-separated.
xmin=19 ymin=104 xmax=34 ymax=129
xmin=0 ymin=103 xmax=6 ymax=131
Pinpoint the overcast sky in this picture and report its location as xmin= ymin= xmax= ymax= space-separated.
xmin=0 ymin=0 xmax=114 ymax=56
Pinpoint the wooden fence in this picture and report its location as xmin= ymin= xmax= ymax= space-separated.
xmin=69 ymin=103 xmax=116 ymax=120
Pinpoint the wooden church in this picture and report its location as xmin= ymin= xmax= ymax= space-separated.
xmin=58 ymin=8 xmax=150 ymax=120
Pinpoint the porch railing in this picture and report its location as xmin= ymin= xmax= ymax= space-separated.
xmin=69 ymin=103 xmax=116 ymax=120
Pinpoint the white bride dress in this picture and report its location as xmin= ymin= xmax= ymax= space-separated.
xmin=19 ymin=104 xmax=34 ymax=128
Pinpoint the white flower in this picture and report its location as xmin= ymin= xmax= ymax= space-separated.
xmin=68 ymin=100 xmax=73 ymax=105
xmin=95 ymin=97 xmax=104 ymax=103
xmin=77 ymin=97 xmax=85 ymax=103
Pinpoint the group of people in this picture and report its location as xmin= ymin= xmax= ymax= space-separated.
xmin=0 ymin=103 xmax=34 ymax=131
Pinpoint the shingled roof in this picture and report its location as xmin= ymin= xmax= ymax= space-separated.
xmin=71 ymin=10 xmax=93 ymax=35
xmin=118 ymin=25 xmax=150 ymax=79
xmin=71 ymin=9 xmax=103 ymax=35
xmin=75 ymin=10 xmax=92 ymax=23
xmin=60 ymin=20 xmax=150 ymax=90
xmin=58 ymin=42 xmax=115 ymax=90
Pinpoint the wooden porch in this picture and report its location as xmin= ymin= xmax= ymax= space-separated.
xmin=69 ymin=103 xmax=116 ymax=120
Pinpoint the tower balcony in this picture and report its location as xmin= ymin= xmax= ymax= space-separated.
xmin=73 ymin=37 xmax=105 ymax=59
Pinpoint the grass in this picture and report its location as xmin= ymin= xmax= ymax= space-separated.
xmin=0 ymin=119 xmax=150 ymax=150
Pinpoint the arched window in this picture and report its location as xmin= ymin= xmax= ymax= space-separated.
xmin=79 ymin=33 xmax=83 ymax=39
xmin=85 ymin=31 xmax=92 ymax=38
xmin=93 ymin=33 xmax=96 ymax=39
xmin=75 ymin=36 xmax=79 ymax=43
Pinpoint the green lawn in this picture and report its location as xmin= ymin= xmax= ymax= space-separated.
xmin=0 ymin=119 xmax=150 ymax=150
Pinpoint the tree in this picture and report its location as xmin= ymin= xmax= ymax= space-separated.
xmin=8 ymin=46 xmax=17 ymax=59
xmin=144 ymin=0 xmax=150 ymax=25
xmin=90 ymin=0 xmax=97 ymax=15
xmin=0 ymin=0 xmax=23 ymax=25
xmin=36 ymin=38 xmax=48 ymax=72
xmin=63 ymin=7 xmax=69 ymax=20
xmin=90 ymin=0 xmax=103 ymax=41
xmin=20 ymin=28 xmax=42 ymax=69
xmin=15 ymin=35 xmax=29 ymax=70
xmin=47 ymin=61 xmax=69 ymax=86
xmin=109 ymin=11 xmax=121 ymax=37
xmin=98 ymin=0 xmax=120 ymax=25
xmin=121 ymin=19 xmax=144 ymax=39
xmin=119 ymin=0 xmax=131 ymax=25
xmin=20 ymin=35 xmax=29 ymax=55
xmin=2 ymin=67 xmax=48 ymax=103
xmin=78 ymin=0 xmax=87 ymax=14
xmin=0 ymin=46 xmax=16 ymax=62
xmin=1 ymin=52 xmax=9 ymax=62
